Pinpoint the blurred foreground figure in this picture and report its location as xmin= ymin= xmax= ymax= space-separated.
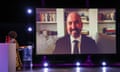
xmin=8 ymin=31 xmax=22 ymax=70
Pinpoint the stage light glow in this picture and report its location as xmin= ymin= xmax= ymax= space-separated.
xmin=28 ymin=27 xmax=32 ymax=32
xmin=102 ymin=61 xmax=107 ymax=66
xmin=43 ymin=68 xmax=48 ymax=72
xmin=102 ymin=67 xmax=107 ymax=72
xmin=30 ymin=63 xmax=33 ymax=68
xmin=76 ymin=67 xmax=81 ymax=72
xmin=27 ymin=9 xmax=32 ymax=14
xmin=43 ymin=62 xmax=48 ymax=67
xmin=76 ymin=62 xmax=80 ymax=66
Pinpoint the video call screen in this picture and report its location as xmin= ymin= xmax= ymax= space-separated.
xmin=36 ymin=8 xmax=116 ymax=55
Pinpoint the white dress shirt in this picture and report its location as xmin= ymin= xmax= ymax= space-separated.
xmin=70 ymin=35 xmax=82 ymax=54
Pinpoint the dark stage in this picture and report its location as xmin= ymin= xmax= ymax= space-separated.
xmin=17 ymin=67 xmax=120 ymax=72
xmin=0 ymin=0 xmax=120 ymax=72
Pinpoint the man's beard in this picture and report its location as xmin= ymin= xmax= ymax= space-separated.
xmin=70 ymin=28 xmax=81 ymax=34
xmin=70 ymin=28 xmax=81 ymax=38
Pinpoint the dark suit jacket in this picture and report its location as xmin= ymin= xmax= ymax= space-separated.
xmin=53 ymin=34 xmax=98 ymax=54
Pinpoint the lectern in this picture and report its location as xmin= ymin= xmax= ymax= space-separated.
xmin=0 ymin=43 xmax=16 ymax=72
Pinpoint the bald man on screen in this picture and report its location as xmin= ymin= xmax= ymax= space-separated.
xmin=53 ymin=12 xmax=98 ymax=54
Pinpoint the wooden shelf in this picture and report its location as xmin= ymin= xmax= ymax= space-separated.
xmin=82 ymin=20 xmax=89 ymax=24
xmin=98 ymin=20 xmax=115 ymax=24
xmin=36 ymin=21 xmax=57 ymax=24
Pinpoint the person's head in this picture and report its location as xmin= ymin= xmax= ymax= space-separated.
xmin=8 ymin=31 xmax=17 ymax=39
xmin=66 ymin=12 xmax=83 ymax=38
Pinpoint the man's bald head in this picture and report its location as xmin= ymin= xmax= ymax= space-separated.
xmin=66 ymin=12 xmax=83 ymax=38
xmin=67 ymin=12 xmax=81 ymax=21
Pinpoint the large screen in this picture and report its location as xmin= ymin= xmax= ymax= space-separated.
xmin=36 ymin=8 xmax=116 ymax=55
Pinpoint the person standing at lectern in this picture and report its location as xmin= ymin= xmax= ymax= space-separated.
xmin=8 ymin=31 xmax=22 ymax=70
xmin=53 ymin=12 xmax=98 ymax=54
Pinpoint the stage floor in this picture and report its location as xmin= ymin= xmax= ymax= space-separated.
xmin=17 ymin=67 xmax=120 ymax=72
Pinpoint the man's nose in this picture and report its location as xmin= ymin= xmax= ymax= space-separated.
xmin=71 ymin=23 xmax=76 ymax=29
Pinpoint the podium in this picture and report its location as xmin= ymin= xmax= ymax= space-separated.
xmin=0 ymin=43 xmax=16 ymax=72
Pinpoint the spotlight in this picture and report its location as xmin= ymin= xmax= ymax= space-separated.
xmin=28 ymin=27 xmax=32 ymax=32
xmin=76 ymin=62 xmax=80 ymax=66
xmin=102 ymin=61 xmax=107 ymax=66
xmin=27 ymin=8 xmax=32 ymax=14
xmin=43 ymin=62 xmax=48 ymax=67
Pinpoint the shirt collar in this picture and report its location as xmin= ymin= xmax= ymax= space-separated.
xmin=70 ymin=35 xmax=81 ymax=42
